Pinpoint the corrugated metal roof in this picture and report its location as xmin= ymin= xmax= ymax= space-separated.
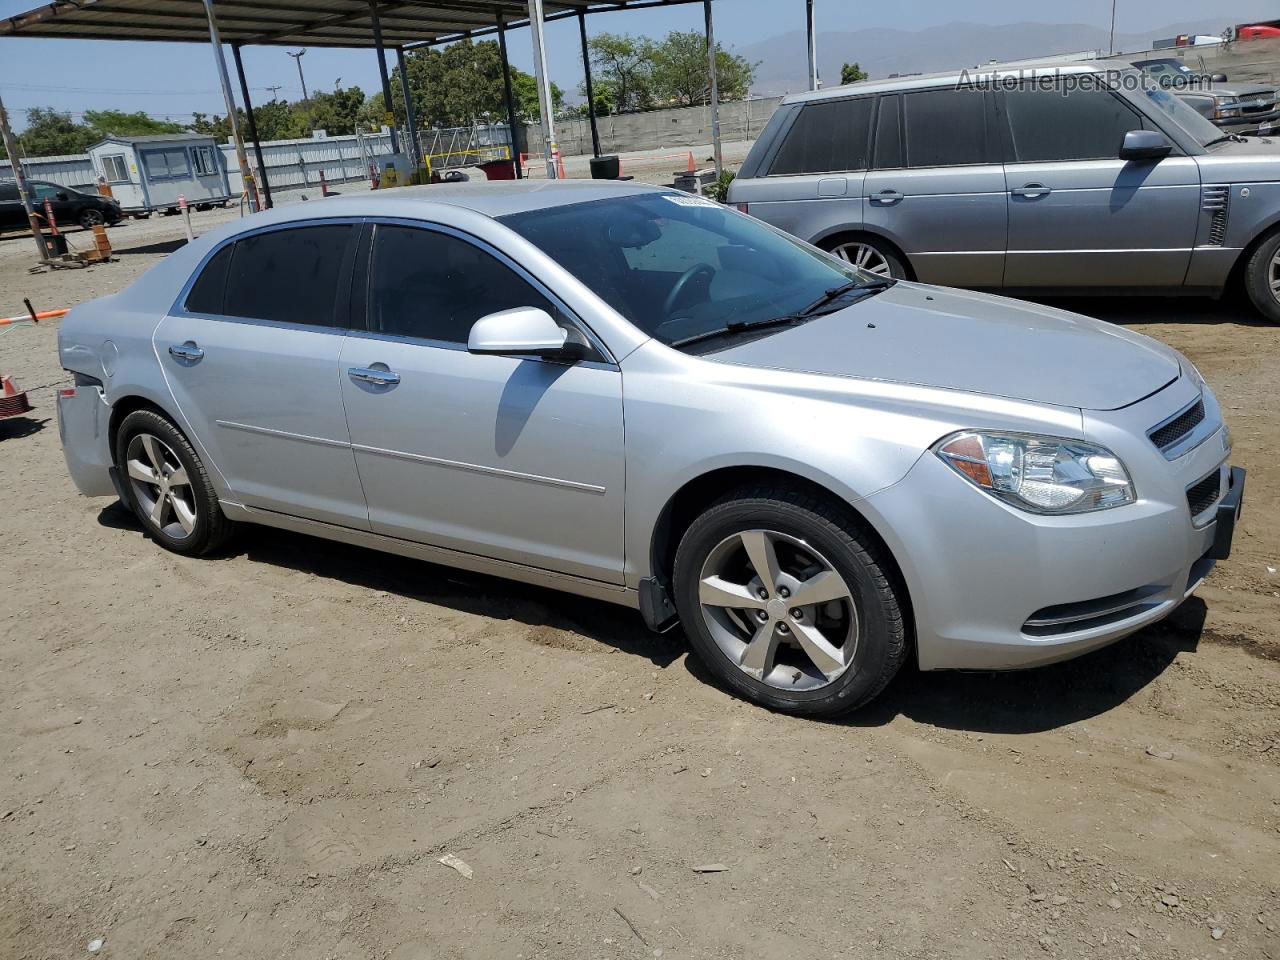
xmin=0 ymin=0 xmax=703 ymax=48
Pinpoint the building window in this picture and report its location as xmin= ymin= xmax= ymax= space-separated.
xmin=101 ymin=154 xmax=129 ymax=183
xmin=141 ymin=148 xmax=191 ymax=180
xmin=191 ymin=145 xmax=218 ymax=177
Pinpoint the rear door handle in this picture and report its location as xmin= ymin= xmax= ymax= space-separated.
xmin=168 ymin=341 xmax=204 ymax=362
xmin=870 ymin=189 xmax=904 ymax=204
xmin=348 ymin=366 xmax=401 ymax=386
xmin=1011 ymin=183 xmax=1051 ymax=198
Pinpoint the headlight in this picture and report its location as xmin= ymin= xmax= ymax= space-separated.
xmin=1213 ymin=99 xmax=1242 ymax=118
xmin=934 ymin=431 xmax=1135 ymax=515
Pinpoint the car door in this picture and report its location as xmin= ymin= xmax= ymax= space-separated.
xmin=862 ymin=88 xmax=1007 ymax=287
xmin=153 ymin=221 xmax=371 ymax=529
xmin=729 ymin=96 xmax=873 ymax=246
xmin=0 ymin=181 xmax=23 ymax=230
xmin=997 ymin=81 xmax=1202 ymax=288
xmin=339 ymin=221 xmax=626 ymax=585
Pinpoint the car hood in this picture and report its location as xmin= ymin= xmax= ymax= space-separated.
xmin=708 ymin=284 xmax=1181 ymax=411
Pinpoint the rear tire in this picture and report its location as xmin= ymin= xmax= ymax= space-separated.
xmin=673 ymin=485 xmax=906 ymax=716
xmin=1243 ymin=230 xmax=1280 ymax=324
xmin=114 ymin=409 xmax=234 ymax=556
xmin=821 ymin=234 xmax=908 ymax=279
xmin=78 ymin=208 xmax=105 ymax=230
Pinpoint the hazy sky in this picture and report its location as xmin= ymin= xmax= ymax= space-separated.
xmin=1 ymin=0 xmax=1275 ymax=129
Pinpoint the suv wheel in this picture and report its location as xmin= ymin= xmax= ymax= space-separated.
xmin=823 ymin=236 xmax=906 ymax=278
xmin=673 ymin=486 xmax=907 ymax=716
xmin=1244 ymin=230 xmax=1280 ymax=324
xmin=78 ymin=208 xmax=105 ymax=229
xmin=114 ymin=409 xmax=233 ymax=556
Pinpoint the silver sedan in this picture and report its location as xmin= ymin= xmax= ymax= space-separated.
xmin=57 ymin=181 xmax=1244 ymax=716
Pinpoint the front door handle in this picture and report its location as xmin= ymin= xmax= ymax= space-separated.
xmin=168 ymin=341 xmax=204 ymax=363
xmin=1011 ymin=183 xmax=1051 ymax=198
xmin=870 ymin=189 xmax=904 ymax=204
xmin=348 ymin=366 xmax=401 ymax=386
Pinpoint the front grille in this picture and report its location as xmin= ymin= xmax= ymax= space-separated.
xmin=1241 ymin=98 xmax=1277 ymax=115
xmin=1149 ymin=398 xmax=1205 ymax=452
xmin=1186 ymin=471 xmax=1221 ymax=518
xmin=1202 ymin=185 xmax=1230 ymax=245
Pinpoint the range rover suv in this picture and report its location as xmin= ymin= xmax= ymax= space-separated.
xmin=728 ymin=62 xmax=1280 ymax=322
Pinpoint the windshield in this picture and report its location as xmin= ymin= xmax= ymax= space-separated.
xmin=500 ymin=192 xmax=881 ymax=350
xmin=1125 ymin=68 xmax=1223 ymax=146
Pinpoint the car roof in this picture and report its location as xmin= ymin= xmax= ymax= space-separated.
xmin=780 ymin=60 xmax=1115 ymax=103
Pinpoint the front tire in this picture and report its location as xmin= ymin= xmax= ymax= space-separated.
xmin=1243 ymin=230 xmax=1280 ymax=324
xmin=673 ymin=486 xmax=907 ymax=716
xmin=114 ymin=409 xmax=233 ymax=556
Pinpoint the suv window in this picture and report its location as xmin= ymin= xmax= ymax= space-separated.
xmin=769 ymin=97 xmax=873 ymax=175
xmin=1002 ymin=85 xmax=1146 ymax=162
xmin=222 ymin=224 xmax=356 ymax=327
xmin=185 ymin=244 xmax=234 ymax=315
xmin=30 ymin=182 xmax=62 ymax=199
xmin=368 ymin=224 xmax=562 ymax=345
xmin=903 ymin=89 xmax=988 ymax=167
xmin=872 ymin=95 xmax=903 ymax=168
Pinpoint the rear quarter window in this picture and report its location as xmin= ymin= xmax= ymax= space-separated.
xmin=184 ymin=244 xmax=233 ymax=315
xmin=769 ymin=97 xmax=873 ymax=175
xmin=903 ymin=88 xmax=988 ymax=167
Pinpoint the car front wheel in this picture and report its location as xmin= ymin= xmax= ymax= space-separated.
xmin=114 ymin=409 xmax=233 ymax=556
xmin=673 ymin=486 xmax=907 ymax=716
xmin=1244 ymin=230 xmax=1280 ymax=324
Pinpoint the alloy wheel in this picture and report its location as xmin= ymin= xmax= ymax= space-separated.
xmin=79 ymin=209 xmax=105 ymax=228
xmin=125 ymin=433 xmax=198 ymax=540
xmin=830 ymin=241 xmax=892 ymax=276
xmin=1270 ymin=247 xmax=1280 ymax=305
xmin=697 ymin=529 xmax=859 ymax=691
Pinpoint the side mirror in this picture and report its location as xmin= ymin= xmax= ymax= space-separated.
xmin=1119 ymin=129 xmax=1173 ymax=162
xmin=1211 ymin=73 xmax=1228 ymax=83
xmin=467 ymin=307 xmax=588 ymax=360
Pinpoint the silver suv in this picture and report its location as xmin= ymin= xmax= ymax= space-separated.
xmin=57 ymin=183 xmax=1243 ymax=717
xmin=728 ymin=62 xmax=1280 ymax=322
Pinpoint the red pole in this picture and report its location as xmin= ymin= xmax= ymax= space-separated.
xmin=42 ymin=197 xmax=59 ymax=236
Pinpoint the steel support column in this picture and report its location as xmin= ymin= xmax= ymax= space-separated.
xmin=395 ymin=47 xmax=421 ymax=170
xmin=368 ymin=1 xmax=400 ymax=155
xmin=495 ymin=12 xmax=523 ymax=179
xmin=805 ymin=0 xmax=818 ymax=91
xmin=231 ymin=44 xmax=273 ymax=208
xmin=704 ymin=0 xmax=722 ymax=177
xmin=578 ymin=10 xmax=601 ymax=158
xmin=526 ymin=0 xmax=559 ymax=179
xmin=201 ymin=0 xmax=258 ymax=211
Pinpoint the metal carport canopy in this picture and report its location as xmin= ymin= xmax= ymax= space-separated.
xmin=0 ymin=0 xmax=705 ymax=48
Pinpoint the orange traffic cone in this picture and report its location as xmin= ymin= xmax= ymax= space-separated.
xmin=687 ymin=151 xmax=696 ymax=172
xmin=0 ymin=375 xmax=33 ymax=418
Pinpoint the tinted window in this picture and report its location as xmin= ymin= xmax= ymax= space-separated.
xmin=770 ymin=98 xmax=873 ymax=175
xmin=903 ymin=89 xmax=987 ymax=167
xmin=185 ymin=244 xmax=233 ymax=315
xmin=223 ymin=224 xmax=355 ymax=327
xmin=873 ymin=95 xmax=903 ymax=168
xmin=0 ymin=182 xmax=18 ymax=202
xmin=141 ymin=149 xmax=190 ymax=180
xmin=30 ymin=182 xmax=61 ymax=199
xmin=1003 ymin=86 xmax=1145 ymax=162
xmin=368 ymin=225 xmax=560 ymax=344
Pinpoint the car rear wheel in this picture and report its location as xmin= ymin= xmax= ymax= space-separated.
xmin=114 ymin=409 xmax=233 ymax=556
xmin=673 ymin=486 xmax=907 ymax=716
xmin=1243 ymin=230 xmax=1280 ymax=324
xmin=823 ymin=236 xmax=906 ymax=278
xmin=78 ymin=208 xmax=105 ymax=230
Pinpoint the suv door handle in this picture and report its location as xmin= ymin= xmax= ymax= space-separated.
xmin=168 ymin=341 xmax=204 ymax=362
xmin=1011 ymin=183 xmax=1051 ymax=198
xmin=348 ymin=366 xmax=401 ymax=386
xmin=870 ymin=190 xmax=904 ymax=204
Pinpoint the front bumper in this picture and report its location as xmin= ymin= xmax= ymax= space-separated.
xmin=863 ymin=379 xmax=1241 ymax=671
xmin=1214 ymin=109 xmax=1280 ymax=136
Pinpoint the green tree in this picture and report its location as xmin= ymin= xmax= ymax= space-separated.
xmin=251 ymin=99 xmax=310 ymax=141
xmin=584 ymin=32 xmax=654 ymax=113
xmin=650 ymin=31 xmax=755 ymax=106
xmin=189 ymin=109 xmax=249 ymax=143
xmin=510 ymin=71 xmax=565 ymax=121
xmin=82 ymin=110 xmax=185 ymax=140
xmin=16 ymin=107 xmax=91 ymax=156
xmin=304 ymin=85 xmax=369 ymax=136
xmin=840 ymin=62 xmax=869 ymax=85
xmin=390 ymin=41 xmax=560 ymax=129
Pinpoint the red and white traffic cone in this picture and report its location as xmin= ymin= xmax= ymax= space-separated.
xmin=0 ymin=375 xmax=33 ymax=418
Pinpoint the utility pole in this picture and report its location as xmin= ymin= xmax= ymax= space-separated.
xmin=288 ymin=49 xmax=309 ymax=102
xmin=0 ymin=89 xmax=50 ymax=261
xmin=201 ymin=0 xmax=259 ymax=212
xmin=265 ymin=84 xmax=283 ymax=100
xmin=704 ymin=0 xmax=722 ymax=177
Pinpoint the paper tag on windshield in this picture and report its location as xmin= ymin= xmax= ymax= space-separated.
xmin=664 ymin=193 xmax=720 ymax=208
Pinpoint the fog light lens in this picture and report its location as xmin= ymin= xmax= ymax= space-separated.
xmin=935 ymin=431 xmax=1136 ymax=514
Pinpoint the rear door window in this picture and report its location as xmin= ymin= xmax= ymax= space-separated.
xmin=1001 ymin=85 xmax=1148 ymax=162
xmin=769 ymin=97 xmax=873 ymax=175
xmin=903 ymin=89 xmax=988 ymax=167
xmin=221 ymin=224 xmax=357 ymax=327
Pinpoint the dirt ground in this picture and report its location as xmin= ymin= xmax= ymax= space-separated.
xmin=1 ymin=200 xmax=1278 ymax=960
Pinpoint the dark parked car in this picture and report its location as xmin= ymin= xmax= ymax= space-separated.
xmin=0 ymin=179 xmax=123 ymax=234
xmin=1133 ymin=58 xmax=1278 ymax=136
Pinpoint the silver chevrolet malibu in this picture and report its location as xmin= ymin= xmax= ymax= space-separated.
xmin=57 ymin=181 xmax=1245 ymax=716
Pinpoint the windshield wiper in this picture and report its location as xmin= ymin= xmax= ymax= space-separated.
xmin=669 ymin=315 xmax=806 ymax=349
xmin=1204 ymin=133 xmax=1247 ymax=147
